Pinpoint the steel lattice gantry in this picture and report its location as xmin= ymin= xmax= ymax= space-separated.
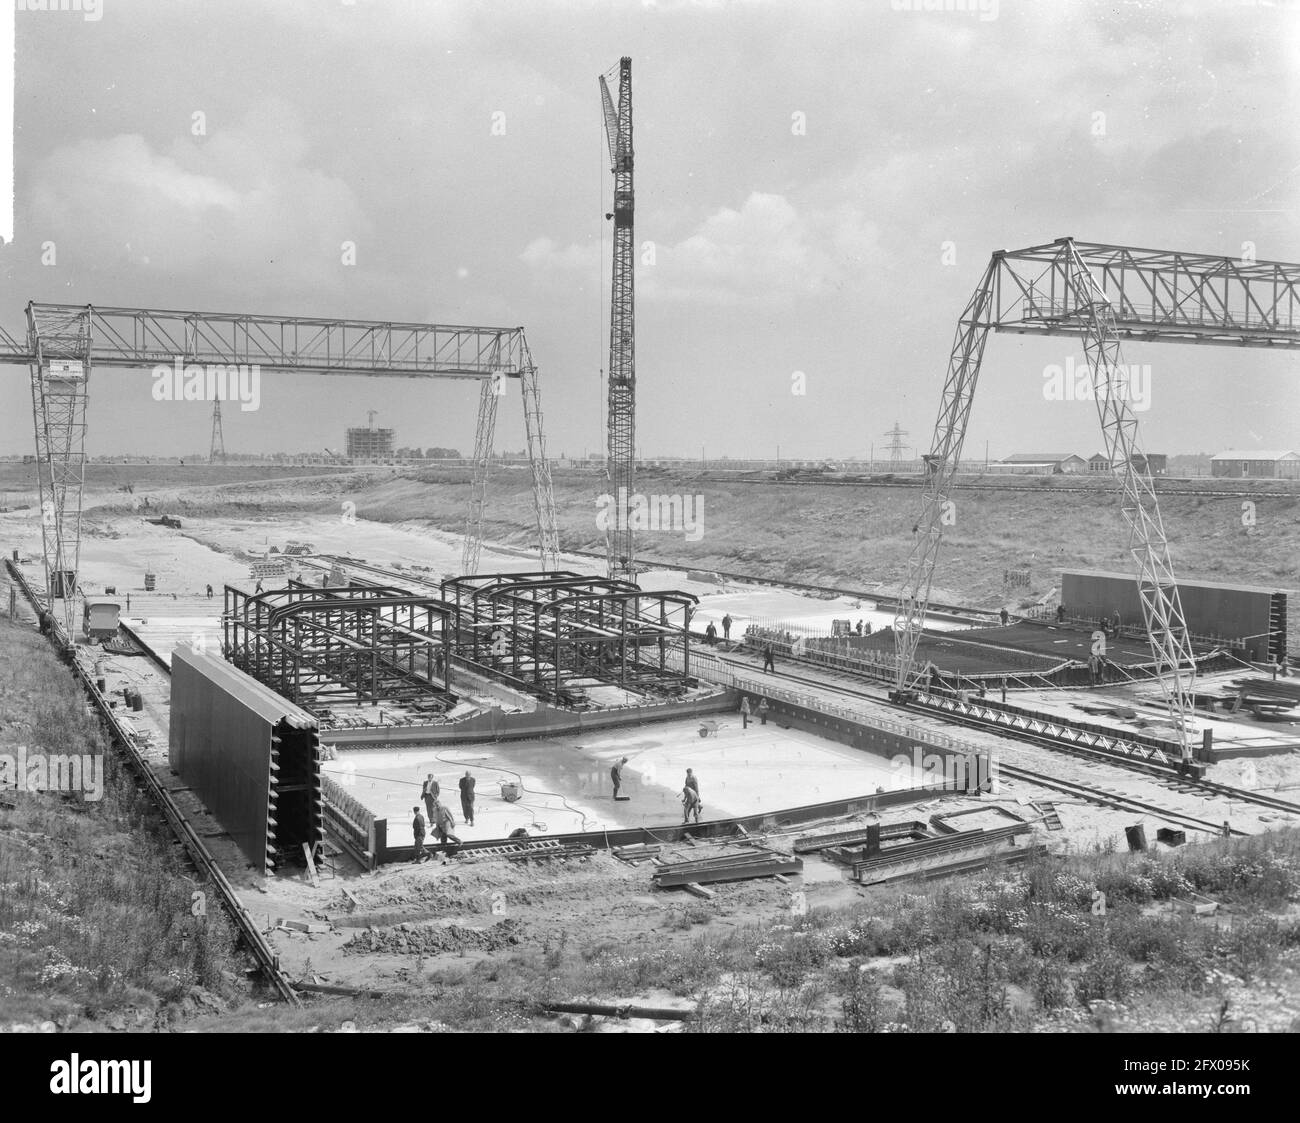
xmin=223 ymin=584 xmax=457 ymax=712
xmin=892 ymin=237 xmax=1300 ymax=762
xmin=600 ymin=57 xmax=637 ymax=581
xmin=443 ymin=571 xmax=697 ymax=704
xmin=0 ymin=303 xmax=562 ymax=633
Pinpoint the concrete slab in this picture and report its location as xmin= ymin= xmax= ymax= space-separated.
xmin=322 ymin=714 xmax=920 ymax=840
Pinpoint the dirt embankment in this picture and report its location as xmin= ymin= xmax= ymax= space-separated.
xmin=79 ymin=466 xmax=1297 ymax=609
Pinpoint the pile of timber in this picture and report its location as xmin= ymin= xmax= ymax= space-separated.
xmin=850 ymin=824 xmax=1042 ymax=886
xmin=652 ymin=846 xmax=802 ymax=889
xmin=1225 ymin=678 xmax=1300 ymax=714
xmin=613 ymin=843 xmax=662 ymax=865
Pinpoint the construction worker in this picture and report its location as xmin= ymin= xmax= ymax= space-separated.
xmin=762 ymin=644 xmax=775 ymax=673
xmin=682 ymin=783 xmax=702 ymax=824
xmin=1056 ymin=603 xmax=1066 ymax=624
xmin=721 ymin=613 xmax=733 ymax=641
xmin=459 ymin=769 xmax=476 ymax=827
xmin=206 ymin=584 xmax=213 ymax=598
xmin=1000 ymin=607 xmax=1009 ymax=626
xmin=255 ymin=580 xmax=264 ymax=595
xmin=705 ymin=621 xmax=717 ymax=646
xmin=757 ymin=697 xmax=770 ymax=725
xmin=856 ymin=619 xmax=863 ymax=635
xmin=740 ymin=696 xmax=752 ymax=730
xmin=421 ymin=773 xmax=439 ymax=823
xmin=431 ymin=798 xmax=461 ymax=858
xmin=684 ymin=768 xmax=699 ymax=799
xmin=411 ymin=806 xmax=428 ymax=863
xmin=611 ymin=756 xmax=629 ymax=800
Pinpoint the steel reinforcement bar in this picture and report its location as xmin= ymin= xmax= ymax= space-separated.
xmin=4 ymin=559 xmax=302 ymax=1006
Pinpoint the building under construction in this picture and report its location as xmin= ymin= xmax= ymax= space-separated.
xmin=345 ymin=424 xmax=395 ymax=461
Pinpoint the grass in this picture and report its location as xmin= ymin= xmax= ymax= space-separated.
xmin=0 ymin=609 xmax=247 ymax=1029
xmin=331 ymin=830 xmax=1300 ymax=1033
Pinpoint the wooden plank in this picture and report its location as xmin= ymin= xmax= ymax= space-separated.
xmin=302 ymin=842 xmax=320 ymax=888
xmin=682 ymin=882 xmax=715 ymax=900
xmin=655 ymin=855 xmax=803 ymax=888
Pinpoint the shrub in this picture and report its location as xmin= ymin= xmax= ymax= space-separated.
xmin=1075 ymin=942 xmax=1133 ymax=1006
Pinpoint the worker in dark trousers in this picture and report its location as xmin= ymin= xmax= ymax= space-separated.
xmin=757 ymin=697 xmax=770 ymax=725
xmin=721 ymin=613 xmax=733 ymax=641
xmin=762 ymin=644 xmax=775 ymax=673
xmin=411 ymin=806 xmax=428 ymax=863
xmin=740 ymin=696 xmax=752 ymax=729
xmin=705 ymin=621 xmax=717 ymax=646
xmin=684 ymin=768 xmax=699 ymax=800
xmin=1056 ymin=604 xmax=1065 ymax=624
xmin=431 ymin=798 xmax=461 ymax=859
xmin=611 ymin=756 xmax=629 ymax=800
xmin=421 ymin=773 xmax=439 ymax=824
xmin=682 ymin=783 xmax=702 ymax=824
xmin=206 ymin=584 xmax=213 ymax=598
xmin=1000 ymin=607 xmax=1009 ymax=626
xmin=458 ymin=769 xmax=476 ymax=827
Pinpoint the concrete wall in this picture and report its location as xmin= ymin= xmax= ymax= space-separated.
xmin=324 ymin=689 xmax=737 ymax=749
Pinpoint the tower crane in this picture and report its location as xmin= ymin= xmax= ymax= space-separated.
xmin=600 ymin=57 xmax=636 ymax=581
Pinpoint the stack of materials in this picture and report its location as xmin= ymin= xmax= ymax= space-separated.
xmin=850 ymin=823 xmax=1041 ymax=885
xmin=652 ymin=845 xmax=802 ymax=888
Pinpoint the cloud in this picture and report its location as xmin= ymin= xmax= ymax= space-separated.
xmin=522 ymin=191 xmax=881 ymax=305
xmin=25 ymin=100 xmax=370 ymax=290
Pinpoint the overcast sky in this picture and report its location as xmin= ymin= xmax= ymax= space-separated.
xmin=1 ymin=0 xmax=1298 ymax=461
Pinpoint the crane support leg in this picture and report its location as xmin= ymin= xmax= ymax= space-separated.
xmin=1064 ymin=242 xmax=1197 ymax=757
xmin=892 ymin=256 xmax=998 ymax=690
xmin=519 ymin=361 xmax=560 ymax=571
xmin=461 ymin=376 xmax=499 ymax=576
xmin=28 ymin=303 xmax=93 ymax=638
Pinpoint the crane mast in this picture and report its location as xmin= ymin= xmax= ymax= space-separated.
xmin=600 ymin=57 xmax=635 ymax=581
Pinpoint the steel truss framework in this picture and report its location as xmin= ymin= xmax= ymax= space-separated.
xmin=26 ymin=306 xmax=92 ymax=633
xmin=223 ymin=584 xmax=456 ymax=711
xmin=0 ymin=303 xmax=561 ymax=632
xmin=893 ymin=238 xmax=1300 ymax=761
xmin=444 ymin=571 xmax=697 ymax=704
xmin=601 ymin=57 xmax=636 ymax=580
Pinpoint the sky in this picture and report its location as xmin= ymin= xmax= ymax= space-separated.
xmin=1 ymin=0 xmax=1299 ymax=461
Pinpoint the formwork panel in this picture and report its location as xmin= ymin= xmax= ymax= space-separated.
xmin=1062 ymin=569 xmax=1288 ymax=662
xmin=170 ymin=644 xmax=322 ymax=873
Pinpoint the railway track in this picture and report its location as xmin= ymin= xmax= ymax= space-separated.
xmin=3 ymin=559 xmax=301 ymax=1007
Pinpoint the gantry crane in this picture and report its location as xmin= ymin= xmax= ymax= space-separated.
xmin=600 ymin=57 xmax=636 ymax=581
xmin=0 ymin=304 xmax=560 ymax=637
xmin=892 ymin=237 xmax=1300 ymax=762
